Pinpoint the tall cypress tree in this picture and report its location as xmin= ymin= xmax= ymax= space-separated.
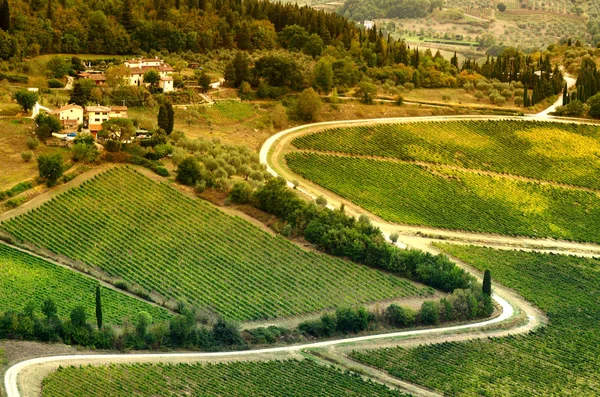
xmin=95 ymin=285 xmax=103 ymax=329
xmin=157 ymin=104 xmax=169 ymax=133
xmin=165 ymin=101 xmax=174 ymax=135
xmin=482 ymin=270 xmax=492 ymax=296
xmin=0 ymin=0 xmax=10 ymax=32
xmin=523 ymin=85 xmax=529 ymax=107
xmin=46 ymin=0 xmax=54 ymax=21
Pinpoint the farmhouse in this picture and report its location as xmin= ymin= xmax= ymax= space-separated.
xmin=124 ymin=57 xmax=174 ymax=92
xmin=51 ymin=104 xmax=84 ymax=130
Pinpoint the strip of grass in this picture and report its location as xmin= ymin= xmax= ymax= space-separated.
xmin=0 ymin=244 xmax=171 ymax=325
xmin=1 ymin=167 xmax=428 ymax=321
xmin=286 ymin=152 xmax=600 ymax=242
xmin=351 ymin=245 xmax=600 ymax=396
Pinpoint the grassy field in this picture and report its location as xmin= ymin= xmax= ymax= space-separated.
xmin=286 ymin=152 xmax=600 ymax=242
xmin=42 ymin=359 xmax=409 ymax=397
xmin=0 ymin=119 xmax=70 ymax=191
xmin=352 ymin=245 xmax=600 ymax=396
xmin=0 ymin=167 xmax=429 ymax=321
xmin=0 ymin=244 xmax=170 ymax=325
xmin=292 ymin=120 xmax=600 ymax=190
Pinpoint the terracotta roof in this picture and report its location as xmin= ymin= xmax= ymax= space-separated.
xmin=127 ymin=65 xmax=173 ymax=75
xmin=160 ymin=76 xmax=174 ymax=81
xmin=110 ymin=106 xmax=128 ymax=111
xmin=87 ymin=74 xmax=106 ymax=81
xmin=57 ymin=104 xmax=84 ymax=112
xmin=85 ymin=106 xmax=111 ymax=112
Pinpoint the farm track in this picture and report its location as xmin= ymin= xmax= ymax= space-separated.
xmin=4 ymin=100 xmax=599 ymax=396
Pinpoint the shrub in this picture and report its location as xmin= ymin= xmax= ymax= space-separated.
xmin=296 ymin=88 xmax=322 ymax=121
xmin=26 ymin=137 xmax=39 ymax=150
xmin=315 ymin=195 xmax=327 ymax=206
xmin=385 ymin=304 xmax=416 ymax=327
xmin=394 ymin=95 xmax=404 ymax=106
xmin=195 ymin=180 xmax=207 ymax=193
xmin=21 ymin=151 xmax=33 ymax=162
xmin=229 ymin=182 xmax=252 ymax=204
xmin=419 ymin=301 xmax=440 ymax=325
xmin=5 ymin=197 xmax=27 ymax=209
xmin=494 ymin=96 xmax=506 ymax=106
xmin=555 ymin=100 xmax=586 ymax=116
xmin=474 ymin=91 xmax=485 ymax=101
xmin=176 ymin=157 xmax=202 ymax=186
xmin=37 ymin=152 xmax=64 ymax=186
xmin=47 ymin=79 xmax=65 ymax=88
xmin=389 ymin=232 xmax=399 ymax=244
xmin=587 ymin=93 xmax=600 ymax=118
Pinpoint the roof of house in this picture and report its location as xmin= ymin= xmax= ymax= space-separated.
xmin=127 ymin=65 xmax=174 ymax=74
xmin=85 ymin=106 xmax=111 ymax=112
xmin=110 ymin=106 xmax=128 ymax=111
xmin=87 ymin=74 xmax=107 ymax=81
xmin=56 ymin=104 xmax=84 ymax=112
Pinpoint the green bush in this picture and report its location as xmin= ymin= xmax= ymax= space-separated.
xmin=48 ymin=79 xmax=65 ymax=88
xmin=21 ymin=151 xmax=33 ymax=162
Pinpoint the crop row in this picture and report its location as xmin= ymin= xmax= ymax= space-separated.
xmin=0 ymin=244 xmax=170 ymax=324
xmin=292 ymin=120 xmax=600 ymax=190
xmin=1 ymin=167 xmax=427 ymax=321
xmin=285 ymin=152 xmax=600 ymax=244
xmin=351 ymin=245 xmax=600 ymax=396
xmin=42 ymin=359 xmax=409 ymax=396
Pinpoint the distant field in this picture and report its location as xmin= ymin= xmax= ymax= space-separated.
xmin=352 ymin=245 xmax=600 ymax=396
xmin=1 ymin=167 xmax=428 ymax=321
xmin=292 ymin=121 xmax=600 ymax=190
xmin=0 ymin=244 xmax=170 ymax=325
xmin=42 ymin=359 xmax=409 ymax=397
xmin=286 ymin=152 xmax=600 ymax=242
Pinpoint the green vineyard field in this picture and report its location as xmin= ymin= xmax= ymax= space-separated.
xmin=286 ymin=152 xmax=600 ymax=243
xmin=0 ymin=244 xmax=170 ymax=324
xmin=351 ymin=245 xmax=600 ymax=396
xmin=292 ymin=120 xmax=600 ymax=189
xmin=0 ymin=167 xmax=429 ymax=321
xmin=41 ymin=359 xmax=408 ymax=397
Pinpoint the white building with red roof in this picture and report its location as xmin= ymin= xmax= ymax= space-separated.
xmin=51 ymin=104 xmax=84 ymax=130
xmin=124 ymin=57 xmax=174 ymax=92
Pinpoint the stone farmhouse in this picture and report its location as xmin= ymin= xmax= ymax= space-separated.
xmin=48 ymin=104 xmax=128 ymax=136
xmin=51 ymin=104 xmax=84 ymax=130
xmin=123 ymin=57 xmax=174 ymax=92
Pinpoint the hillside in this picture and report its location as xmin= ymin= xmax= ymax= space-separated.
xmin=352 ymin=245 xmax=600 ymax=396
xmin=0 ymin=167 xmax=430 ymax=321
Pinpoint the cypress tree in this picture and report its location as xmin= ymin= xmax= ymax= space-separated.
xmin=562 ymin=82 xmax=569 ymax=105
xmin=523 ymin=85 xmax=529 ymax=107
xmin=0 ymin=0 xmax=10 ymax=32
xmin=46 ymin=0 xmax=54 ymax=21
xmin=157 ymin=104 xmax=169 ymax=133
xmin=165 ymin=101 xmax=174 ymax=135
xmin=95 ymin=285 xmax=103 ymax=329
xmin=482 ymin=270 xmax=492 ymax=296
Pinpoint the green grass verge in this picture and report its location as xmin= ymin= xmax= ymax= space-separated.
xmin=0 ymin=244 xmax=170 ymax=325
xmin=351 ymin=245 xmax=600 ymax=396
xmin=1 ymin=167 xmax=428 ymax=321
xmin=291 ymin=120 xmax=600 ymax=190
xmin=41 ymin=359 xmax=409 ymax=396
xmin=286 ymin=152 xmax=600 ymax=243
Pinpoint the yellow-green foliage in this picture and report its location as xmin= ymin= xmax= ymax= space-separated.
xmin=292 ymin=120 xmax=600 ymax=189
xmin=286 ymin=153 xmax=600 ymax=242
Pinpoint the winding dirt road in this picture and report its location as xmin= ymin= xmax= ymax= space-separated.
xmin=4 ymin=88 xmax=598 ymax=396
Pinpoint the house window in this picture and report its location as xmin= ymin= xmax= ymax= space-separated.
xmin=95 ymin=118 xmax=100 ymax=122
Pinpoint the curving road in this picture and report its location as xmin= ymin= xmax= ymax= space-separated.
xmin=4 ymin=85 xmax=596 ymax=397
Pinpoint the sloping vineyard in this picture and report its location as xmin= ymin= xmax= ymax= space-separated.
xmin=285 ymin=152 xmax=600 ymax=243
xmin=351 ymin=246 xmax=600 ymax=396
xmin=292 ymin=120 xmax=600 ymax=189
xmin=0 ymin=244 xmax=170 ymax=324
xmin=0 ymin=167 xmax=428 ymax=321
xmin=41 ymin=359 xmax=409 ymax=396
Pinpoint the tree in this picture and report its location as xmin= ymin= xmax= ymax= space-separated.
xmin=386 ymin=304 xmax=415 ymax=327
xmin=355 ymin=81 xmax=377 ymax=104
xmin=497 ymin=2 xmax=506 ymax=12
xmin=270 ymin=103 xmax=288 ymax=128
xmin=121 ymin=0 xmax=134 ymax=32
xmin=70 ymin=305 xmax=88 ymax=328
xmin=587 ymin=93 xmax=600 ymax=118
xmin=105 ymin=65 xmax=130 ymax=89
xmin=165 ymin=101 xmax=174 ymax=135
xmin=38 ymin=152 xmax=64 ymax=186
xmin=99 ymin=118 xmax=136 ymax=141
xmin=419 ymin=301 xmax=440 ymax=325
xmin=157 ymin=104 xmax=169 ymax=132
xmin=231 ymin=51 xmax=251 ymax=87
xmin=482 ymin=269 xmax=492 ymax=296
xmin=198 ymin=70 xmax=211 ymax=92
xmin=46 ymin=0 xmax=54 ymax=20
xmin=95 ymin=285 xmax=103 ymax=329
xmin=313 ymin=58 xmax=333 ymax=93
xmin=41 ymin=298 xmax=57 ymax=320
xmin=143 ymin=69 xmax=160 ymax=88
xmin=296 ymin=87 xmax=322 ymax=121
xmin=35 ymin=113 xmax=62 ymax=140
xmin=176 ymin=157 xmax=202 ymax=185
xmin=0 ymin=0 xmax=11 ymax=31
xmin=47 ymin=56 xmax=70 ymax=78
xmin=14 ymin=90 xmax=38 ymax=113
xmin=69 ymin=80 xmax=95 ymax=106
xmin=389 ymin=232 xmax=399 ymax=244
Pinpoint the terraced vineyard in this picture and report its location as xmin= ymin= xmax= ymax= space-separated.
xmin=0 ymin=244 xmax=170 ymax=325
xmin=202 ymin=100 xmax=257 ymax=124
xmin=352 ymin=245 xmax=600 ymax=396
xmin=41 ymin=359 xmax=408 ymax=396
xmin=286 ymin=152 xmax=600 ymax=243
xmin=292 ymin=120 xmax=600 ymax=190
xmin=0 ymin=167 xmax=429 ymax=321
